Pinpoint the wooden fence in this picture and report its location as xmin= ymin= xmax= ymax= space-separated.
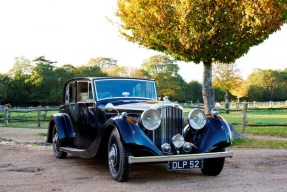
xmin=0 ymin=106 xmax=59 ymax=127
xmin=218 ymin=104 xmax=287 ymax=133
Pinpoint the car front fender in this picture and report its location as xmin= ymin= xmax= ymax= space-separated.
xmin=106 ymin=116 xmax=162 ymax=156
xmin=187 ymin=117 xmax=232 ymax=153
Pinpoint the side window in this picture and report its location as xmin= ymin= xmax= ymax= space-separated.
xmin=77 ymin=81 xmax=93 ymax=102
xmin=65 ymin=82 xmax=76 ymax=104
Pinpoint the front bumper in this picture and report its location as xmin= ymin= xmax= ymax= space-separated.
xmin=128 ymin=150 xmax=233 ymax=164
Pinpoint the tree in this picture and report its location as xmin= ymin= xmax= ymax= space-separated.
xmin=5 ymin=57 xmax=33 ymax=106
xmin=73 ymin=65 xmax=107 ymax=77
xmin=0 ymin=74 xmax=10 ymax=102
xmin=27 ymin=56 xmax=58 ymax=104
xmin=88 ymin=57 xmax=118 ymax=69
xmin=184 ymin=81 xmax=203 ymax=103
xmin=117 ymin=0 xmax=287 ymax=112
xmin=105 ymin=66 xmax=147 ymax=78
xmin=213 ymin=62 xmax=242 ymax=101
xmin=141 ymin=55 xmax=186 ymax=101
xmin=61 ymin=64 xmax=76 ymax=75
xmin=247 ymin=69 xmax=287 ymax=101
xmin=8 ymin=56 xmax=32 ymax=79
xmin=230 ymin=78 xmax=249 ymax=102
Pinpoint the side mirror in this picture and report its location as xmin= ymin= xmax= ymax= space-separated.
xmin=105 ymin=103 xmax=114 ymax=112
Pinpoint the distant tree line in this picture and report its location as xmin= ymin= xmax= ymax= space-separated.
xmin=0 ymin=55 xmax=286 ymax=106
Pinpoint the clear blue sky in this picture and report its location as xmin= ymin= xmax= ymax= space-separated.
xmin=0 ymin=0 xmax=286 ymax=82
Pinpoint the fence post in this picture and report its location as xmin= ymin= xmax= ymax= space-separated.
xmin=44 ymin=106 xmax=48 ymax=120
xmin=4 ymin=106 xmax=9 ymax=126
xmin=37 ymin=105 xmax=41 ymax=127
xmin=242 ymin=103 xmax=248 ymax=134
xmin=225 ymin=99 xmax=230 ymax=114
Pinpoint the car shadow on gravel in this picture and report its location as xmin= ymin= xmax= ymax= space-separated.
xmin=63 ymin=155 xmax=208 ymax=182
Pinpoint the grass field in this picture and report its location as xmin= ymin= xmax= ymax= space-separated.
xmin=232 ymin=138 xmax=287 ymax=148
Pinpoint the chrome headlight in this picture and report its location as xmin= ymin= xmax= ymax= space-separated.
xmin=141 ymin=109 xmax=161 ymax=130
xmin=172 ymin=134 xmax=185 ymax=148
xmin=187 ymin=109 xmax=207 ymax=130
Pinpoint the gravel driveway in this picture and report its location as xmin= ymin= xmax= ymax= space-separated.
xmin=0 ymin=127 xmax=287 ymax=192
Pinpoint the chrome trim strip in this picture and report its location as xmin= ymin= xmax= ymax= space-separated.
xmin=112 ymin=101 xmax=183 ymax=111
xmin=150 ymin=102 xmax=183 ymax=110
xmin=128 ymin=150 xmax=233 ymax=164
xmin=113 ymin=106 xmax=147 ymax=111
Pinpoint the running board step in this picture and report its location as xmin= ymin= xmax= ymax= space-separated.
xmin=60 ymin=147 xmax=86 ymax=153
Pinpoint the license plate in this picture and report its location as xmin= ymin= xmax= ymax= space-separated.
xmin=168 ymin=160 xmax=203 ymax=170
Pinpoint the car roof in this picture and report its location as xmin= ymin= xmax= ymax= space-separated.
xmin=64 ymin=77 xmax=154 ymax=86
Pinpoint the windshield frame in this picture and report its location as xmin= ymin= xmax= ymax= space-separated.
xmin=93 ymin=78 xmax=158 ymax=101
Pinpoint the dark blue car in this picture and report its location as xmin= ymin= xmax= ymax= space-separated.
xmin=46 ymin=77 xmax=233 ymax=181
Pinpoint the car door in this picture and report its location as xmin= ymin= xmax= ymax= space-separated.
xmin=74 ymin=80 xmax=98 ymax=147
xmin=63 ymin=80 xmax=98 ymax=148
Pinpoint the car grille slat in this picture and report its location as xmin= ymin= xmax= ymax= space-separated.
xmin=152 ymin=106 xmax=184 ymax=149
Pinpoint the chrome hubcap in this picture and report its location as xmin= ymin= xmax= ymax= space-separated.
xmin=109 ymin=144 xmax=118 ymax=167
xmin=52 ymin=130 xmax=59 ymax=153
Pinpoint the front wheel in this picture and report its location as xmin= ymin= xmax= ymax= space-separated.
xmin=52 ymin=125 xmax=67 ymax=159
xmin=108 ymin=129 xmax=130 ymax=182
xmin=201 ymin=148 xmax=225 ymax=176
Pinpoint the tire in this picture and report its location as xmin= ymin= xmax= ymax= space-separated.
xmin=201 ymin=148 xmax=225 ymax=176
xmin=52 ymin=125 xmax=67 ymax=159
xmin=108 ymin=128 xmax=130 ymax=182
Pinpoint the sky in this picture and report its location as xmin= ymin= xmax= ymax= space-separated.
xmin=0 ymin=0 xmax=286 ymax=82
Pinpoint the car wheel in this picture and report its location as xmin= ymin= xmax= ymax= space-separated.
xmin=108 ymin=128 xmax=130 ymax=182
xmin=201 ymin=148 xmax=225 ymax=176
xmin=52 ymin=125 xmax=67 ymax=159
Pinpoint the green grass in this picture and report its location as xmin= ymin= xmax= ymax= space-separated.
xmin=1 ymin=121 xmax=50 ymax=129
xmin=38 ymin=132 xmax=47 ymax=137
xmin=0 ymin=137 xmax=13 ymax=142
xmin=233 ymin=138 xmax=287 ymax=148
xmin=235 ymin=126 xmax=287 ymax=138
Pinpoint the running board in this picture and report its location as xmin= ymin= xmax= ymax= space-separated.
xmin=60 ymin=147 xmax=86 ymax=153
xmin=59 ymin=147 xmax=95 ymax=158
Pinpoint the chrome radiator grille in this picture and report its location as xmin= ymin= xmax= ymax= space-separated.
xmin=152 ymin=106 xmax=184 ymax=148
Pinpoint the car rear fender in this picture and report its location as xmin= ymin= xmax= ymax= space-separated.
xmin=46 ymin=113 xmax=74 ymax=143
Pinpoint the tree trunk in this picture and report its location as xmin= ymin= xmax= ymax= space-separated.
xmin=202 ymin=61 xmax=215 ymax=113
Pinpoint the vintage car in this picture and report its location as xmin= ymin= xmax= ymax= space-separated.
xmin=46 ymin=77 xmax=233 ymax=181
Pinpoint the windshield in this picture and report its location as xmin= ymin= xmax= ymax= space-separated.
xmin=94 ymin=79 xmax=157 ymax=101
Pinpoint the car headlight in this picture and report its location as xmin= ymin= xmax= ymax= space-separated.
xmin=187 ymin=109 xmax=207 ymax=130
xmin=141 ymin=109 xmax=161 ymax=130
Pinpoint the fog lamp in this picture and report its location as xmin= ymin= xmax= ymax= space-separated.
xmin=161 ymin=143 xmax=171 ymax=154
xmin=183 ymin=142 xmax=193 ymax=152
xmin=172 ymin=134 xmax=185 ymax=148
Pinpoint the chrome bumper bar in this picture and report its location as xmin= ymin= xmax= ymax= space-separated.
xmin=128 ymin=150 xmax=233 ymax=164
